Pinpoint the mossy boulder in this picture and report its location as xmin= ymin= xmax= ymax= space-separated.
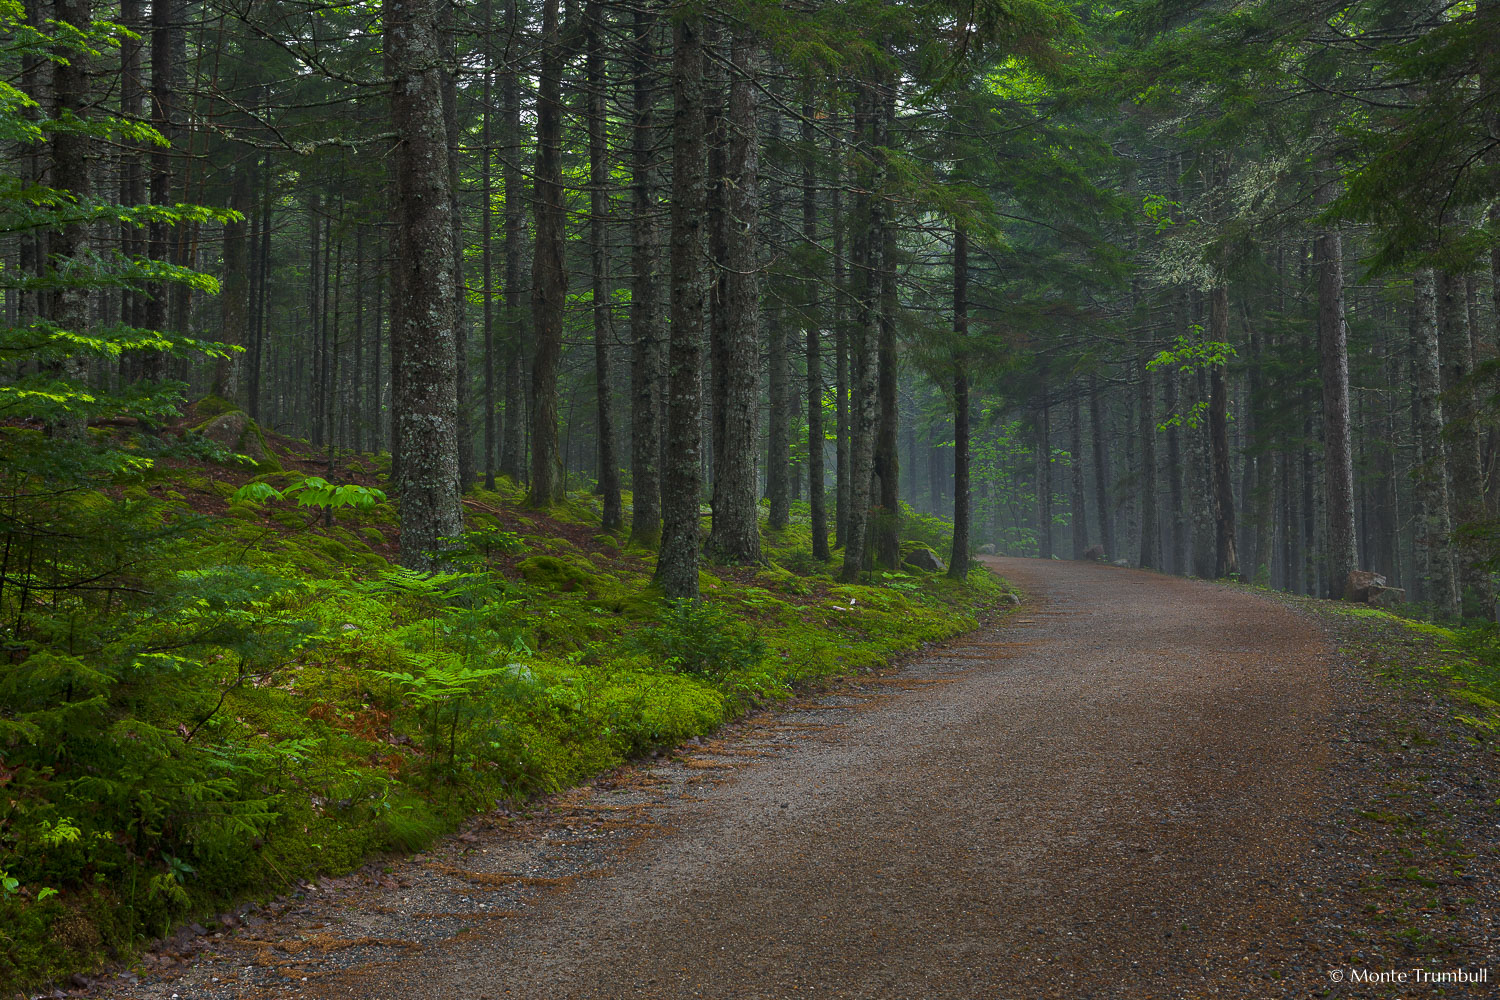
xmin=198 ymin=410 xmax=282 ymax=472
xmin=517 ymin=555 xmax=597 ymax=593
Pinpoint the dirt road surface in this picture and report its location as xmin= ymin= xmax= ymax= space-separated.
xmin=106 ymin=558 xmax=1346 ymax=1000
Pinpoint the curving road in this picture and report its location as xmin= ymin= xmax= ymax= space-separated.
xmin=113 ymin=558 xmax=1336 ymax=1000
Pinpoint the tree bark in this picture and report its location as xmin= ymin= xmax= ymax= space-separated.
xmin=1037 ymin=391 xmax=1053 ymax=559
xmin=385 ymin=0 xmax=463 ymax=570
xmin=947 ymin=226 xmax=970 ymax=580
xmin=1438 ymin=270 xmax=1491 ymax=613
xmin=765 ymin=95 xmax=791 ymax=532
xmin=872 ymin=90 xmax=900 ymax=569
xmin=706 ymin=28 xmax=762 ymax=564
xmin=654 ymin=12 xmax=707 ymax=600
xmin=50 ymin=0 xmax=91 ymax=437
xmin=628 ymin=7 xmax=663 ymax=547
xmin=586 ymin=1 xmax=621 ymax=531
xmin=481 ymin=1 xmax=496 ymax=489
xmin=1137 ymin=360 xmax=1159 ymax=569
xmin=528 ymin=0 xmax=566 ymax=505
xmin=498 ymin=0 xmax=526 ymax=483
xmin=1089 ymin=375 xmax=1114 ymax=561
xmin=803 ymin=99 xmax=830 ymax=562
xmin=840 ymin=85 xmax=881 ymax=583
xmin=1209 ymin=284 xmax=1239 ymax=579
xmin=1413 ymin=268 xmax=1459 ymax=617
xmin=1315 ymin=170 xmax=1357 ymax=597
xmin=212 ymin=163 xmax=252 ymax=404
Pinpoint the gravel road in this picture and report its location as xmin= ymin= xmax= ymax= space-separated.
xmin=102 ymin=558 xmax=1367 ymax=999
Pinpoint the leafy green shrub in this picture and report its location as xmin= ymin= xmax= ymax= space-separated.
xmin=630 ymin=600 xmax=768 ymax=678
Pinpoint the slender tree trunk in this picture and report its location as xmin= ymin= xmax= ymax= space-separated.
xmin=49 ymin=0 xmax=91 ymax=437
xmin=1209 ymin=283 xmax=1239 ymax=578
xmin=654 ymin=13 xmax=707 ymax=600
xmin=1037 ymin=392 xmax=1054 ymax=559
xmin=947 ymin=226 xmax=970 ymax=580
xmin=143 ymin=0 xmax=184 ymax=384
xmin=1316 ymin=170 xmax=1357 ymax=597
xmin=1138 ymin=360 xmax=1159 ymax=569
xmin=803 ymin=99 xmax=830 ymax=562
xmin=872 ymin=90 xmax=901 ymax=569
xmin=765 ymin=96 xmax=791 ymax=532
xmin=586 ymin=1 xmax=621 ymax=531
xmin=1414 ymin=268 xmax=1459 ymax=617
xmin=628 ymin=7 xmax=662 ymax=547
xmin=840 ymin=85 xmax=881 ymax=583
xmin=1089 ymin=375 xmax=1114 ymax=561
xmin=1163 ymin=363 xmax=1185 ymax=573
xmin=832 ymin=148 xmax=849 ymax=550
xmin=481 ymin=0 xmax=497 ymax=489
xmin=441 ymin=31 xmax=472 ymax=492
xmin=499 ymin=0 xmax=526 ymax=482
xmin=706 ymin=29 xmax=762 ymax=564
xmin=386 ymin=0 xmax=463 ymax=570
xmin=1438 ymin=270 xmax=1490 ymax=613
xmin=528 ymin=0 xmax=566 ymax=505
xmin=213 ymin=164 xmax=252 ymax=405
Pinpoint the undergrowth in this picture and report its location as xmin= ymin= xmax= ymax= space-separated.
xmin=0 ymin=407 xmax=1012 ymax=989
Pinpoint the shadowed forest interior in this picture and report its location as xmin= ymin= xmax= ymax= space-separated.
xmin=2 ymin=0 xmax=1498 ymax=987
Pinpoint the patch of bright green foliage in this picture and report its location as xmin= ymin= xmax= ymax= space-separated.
xmin=1333 ymin=605 xmax=1500 ymax=734
xmin=0 ymin=437 xmax=1011 ymax=989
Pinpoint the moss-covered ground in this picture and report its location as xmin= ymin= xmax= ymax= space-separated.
xmin=0 ymin=405 xmax=1013 ymax=990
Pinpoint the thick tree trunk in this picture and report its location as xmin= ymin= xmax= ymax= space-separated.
xmin=803 ymin=100 xmax=830 ymax=562
xmin=654 ymin=13 xmax=707 ymax=600
xmin=947 ymin=226 xmax=970 ymax=581
xmin=1089 ymin=375 xmax=1114 ymax=561
xmin=586 ymin=2 xmax=621 ymax=531
xmin=385 ymin=0 xmax=463 ymax=570
xmin=1315 ymin=171 xmax=1357 ymax=598
xmin=528 ymin=0 xmax=566 ymax=505
xmin=1413 ymin=268 xmax=1459 ymax=617
xmin=628 ymin=7 xmax=663 ymax=547
xmin=706 ymin=28 xmax=762 ymax=564
xmin=1137 ymin=360 xmax=1159 ymax=569
xmin=441 ymin=36 xmax=472 ymax=492
xmin=143 ymin=0 xmax=184 ymax=384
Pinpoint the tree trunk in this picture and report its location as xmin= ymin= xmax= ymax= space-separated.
xmin=441 ymin=31 xmax=471 ymax=492
xmin=386 ymin=0 xmax=463 ymax=570
xmin=528 ymin=0 xmax=566 ymax=506
xmin=143 ymin=0 xmax=184 ymax=384
xmin=832 ymin=147 xmax=849 ymax=550
xmin=1315 ymin=170 xmax=1357 ymax=598
xmin=628 ymin=7 xmax=663 ymax=547
xmin=1209 ymin=284 xmax=1239 ymax=579
xmin=1413 ymin=268 xmax=1459 ymax=617
xmin=1438 ymin=270 xmax=1491 ymax=613
xmin=50 ymin=0 xmax=91 ymax=437
xmin=480 ymin=3 xmax=496 ymax=489
xmin=840 ymin=85 xmax=881 ymax=583
xmin=765 ymin=96 xmax=791 ymax=532
xmin=707 ymin=28 xmax=762 ymax=564
xmin=803 ymin=99 xmax=830 ymax=562
xmin=1089 ymin=375 xmax=1114 ymax=561
xmin=1069 ymin=388 xmax=1089 ymax=559
xmin=1037 ymin=392 xmax=1053 ymax=559
xmin=872 ymin=90 xmax=901 ymax=570
xmin=1138 ymin=360 xmax=1159 ymax=569
xmin=212 ymin=163 xmax=252 ymax=404
xmin=654 ymin=13 xmax=707 ymax=600
xmin=947 ymin=226 xmax=970 ymax=580
xmin=1163 ymin=361 xmax=1185 ymax=574
xmin=499 ymin=0 xmax=526 ymax=483
xmin=586 ymin=2 xmax=621 ymax=531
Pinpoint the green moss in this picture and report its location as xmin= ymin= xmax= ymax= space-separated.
xmin=517 ymin=554 xmax=597 ymax=593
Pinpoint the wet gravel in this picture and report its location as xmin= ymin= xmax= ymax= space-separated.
xmin=69 ymin=558 xmax=1498 ymax=1000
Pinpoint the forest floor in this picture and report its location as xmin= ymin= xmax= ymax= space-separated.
xmin=71 ymin=558 xmax=1499 ymax=1000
